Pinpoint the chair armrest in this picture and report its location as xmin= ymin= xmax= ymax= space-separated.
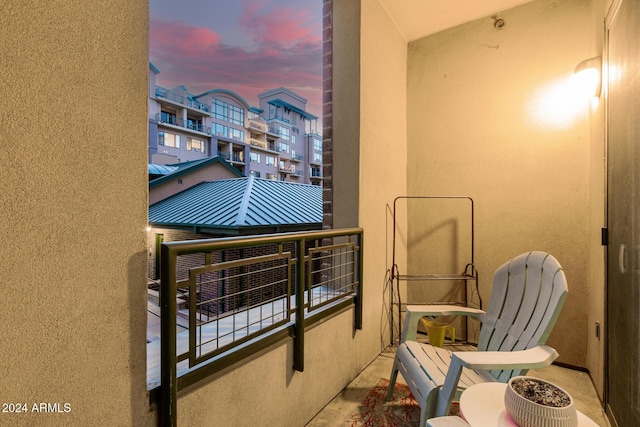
xmin=452 ymin=345 xmax=559 ymax=371
xmin=401 ymin=305 xmax=486 ymax=342
xmin=435 ymin=345 xmax=559 ymax=417
xmin=406 ymin=305 xmax=486 ymax=317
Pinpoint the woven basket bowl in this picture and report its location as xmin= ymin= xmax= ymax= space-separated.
xmin=504 ymin=376 xmax=578 ymax=427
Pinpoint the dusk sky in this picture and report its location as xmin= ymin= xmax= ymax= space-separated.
xmin=149 ymin=0 xmax=323 ymax=119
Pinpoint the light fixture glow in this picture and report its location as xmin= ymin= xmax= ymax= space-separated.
xmin=146 ymin=226 xmax=152 ymax=232
xmin=573 ymin=56 xmax=602 ymax=98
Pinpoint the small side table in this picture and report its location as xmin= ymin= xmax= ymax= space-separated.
xmin=459 ymin=382 xmax=599 ymax=427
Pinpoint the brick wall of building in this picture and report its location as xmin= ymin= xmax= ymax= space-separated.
xmin=322 ymin=0 xmax=333 ymax=230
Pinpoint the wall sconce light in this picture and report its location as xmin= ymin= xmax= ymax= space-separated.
xmin=573 ymin=55 xmax=602 ymax=98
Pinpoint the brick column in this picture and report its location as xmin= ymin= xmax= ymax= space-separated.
xmin=322 ymin=0 xmax=333 ymax=229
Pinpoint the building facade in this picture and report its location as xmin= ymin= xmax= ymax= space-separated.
xmin=148 ymin=65 xmax=323 ymax=186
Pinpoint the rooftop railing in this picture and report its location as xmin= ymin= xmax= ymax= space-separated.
xmin=155 ymin=87 xmax=210 ymax=113
xmin=158 ymin=228 xmax=363 ymax=426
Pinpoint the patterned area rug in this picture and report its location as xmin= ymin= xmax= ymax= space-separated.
xmin=341 ymin=378 xmax=420 ymax=427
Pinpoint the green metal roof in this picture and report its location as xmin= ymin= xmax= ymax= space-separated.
xmin=148 ymin=157 xmax=243 ymax=189
xmin=148 ymin=177 xmax=322 ymax=235
xmin=148 ymin=164 xmax=177 ymax=176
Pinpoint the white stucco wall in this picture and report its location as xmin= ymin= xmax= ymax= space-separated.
xmin=405 ymin=0 xmax=602 ymax=369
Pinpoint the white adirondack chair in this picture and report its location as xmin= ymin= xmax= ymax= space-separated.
xmin=386 ymin=251 xmax=568 ymax=426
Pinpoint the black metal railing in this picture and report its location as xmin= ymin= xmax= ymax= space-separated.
xmin=159 ymin=228 xmax=363 ymax=426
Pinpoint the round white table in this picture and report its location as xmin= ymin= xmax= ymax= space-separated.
xmin=459 ymin=382 xmax=599 ymax=427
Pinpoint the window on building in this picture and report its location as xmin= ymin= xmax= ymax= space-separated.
xmin=279 ymin=126 xmax=290 ymax=141
xmin=213 ymin=99 xmax=228 ymax=121
xmin=160 ymin=111 xmax=177 ymax=125
xmin=292 ymin=135 xmax=296 ymax=145
xmin=314 ymin=138 xmax=322 ymax=151
xmin=158 ymin=131 xmax=180 ymax=148
xmin=278 ymin=142 xmax=290 ymax=153
xmin=250 ymin=171 xmax=260 ymax=178
xmin=187 ymin=138 xmax=205 ymax=153
xmin=250 ymin=152 xmax=261 ymax=163
xmin=214 ymin=123 xmax=228 ymax=137
xmin=265 ymin=155 xmax=276 ymax=166
xmin=229 ymin=128 xmax=244 ymax=141
xmin=229 ymin=105 xmax=244 ymax=126
xmin=314 ymin=152 xmax=322 ymax=163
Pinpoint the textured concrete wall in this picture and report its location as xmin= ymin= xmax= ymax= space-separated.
xmin=0 ymin=2 xmax=153 ymax=426
xmin=359 ymin=0 xmax=409 ymax=350
xmin=406 ymin=0 xmax=600 ymax=369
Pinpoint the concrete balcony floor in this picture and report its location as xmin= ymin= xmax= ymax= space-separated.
xmin=306 ymin=346 xmax=610 ymax=427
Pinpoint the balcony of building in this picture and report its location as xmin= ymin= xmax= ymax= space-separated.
xmin=10 ymin=1 xmax=628 ymax=427
xmin=146 ymin=224 xmax=609 ymax=427
xmin=148 ymin=226 xmax=362 ymax=425
xmin=310 ymin=169 xmax=323 ymax=180
xmin=279 ymin=163 xmax=296 ymax=174
xmin=217 ymin=151 xmax=245 ymax=165
xmin=290 ymin=154 xmax=304 ymax=162
xmin=155 ymin=86 xmax=210 ymax=115
xmin=156 ymin=112 xmax=212 ymax=136
xmin=248 ymin=138 xmax=268 ymax=150
xmin=247 ymin=116 xmax=268 ymax=134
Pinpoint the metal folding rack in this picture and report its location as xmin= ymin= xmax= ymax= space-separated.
xmin=390 ymin=196 xmax=481 ymax=345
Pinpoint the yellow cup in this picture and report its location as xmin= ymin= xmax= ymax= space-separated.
xmin=420 ymin=318 xmax=455 ymax=347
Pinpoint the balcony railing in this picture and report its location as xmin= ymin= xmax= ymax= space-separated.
xmin=158 ymin=229 xmax=363 ymax=426
xmin=249 ymin=138 xmax=268 ymax=149
xmin=279 ymin=164 xmax=296 ymax=173
xmin=290 ymin=154 xmax=304 ymax=162
xmin=247 ymin=119 xmax=268 ymax=132
xmin=156 ymin=87 xmax=210 ymax=113
xmin=268 ymin=124 xmax=283 ymax=135
xmin=218 ymin=152 xmax=244 ymax=163
xmin=156 ymin=113 xmax=212 ymax=136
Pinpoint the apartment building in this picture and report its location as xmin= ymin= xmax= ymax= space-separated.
xmin=148 ymin=64 xmax=323 ymax=186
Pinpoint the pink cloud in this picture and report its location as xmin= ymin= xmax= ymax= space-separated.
xmin=150 ymin=20 xmax=220 ymax=57
xmin=240 ymin=3 xmax=321 ymax=47
xmin=149 ymin=11 xmax=323 ymax=120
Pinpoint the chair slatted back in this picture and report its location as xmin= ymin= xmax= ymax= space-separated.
xmin=476 ymin=251 xmax=568 ymax=382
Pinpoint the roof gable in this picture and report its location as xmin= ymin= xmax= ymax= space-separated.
xmin=149 ymin=157 xmax=243 ymax=189
xmin=149 ymin=177 xmax=322 ymax=235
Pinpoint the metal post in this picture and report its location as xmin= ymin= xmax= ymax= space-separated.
xmin=293 ymin=238 xmax=306 ymax=372
xmin=355 ymin=233 xmax=363 ymax=330
xmin=160 ymin=244 xmax=177 ymax=427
